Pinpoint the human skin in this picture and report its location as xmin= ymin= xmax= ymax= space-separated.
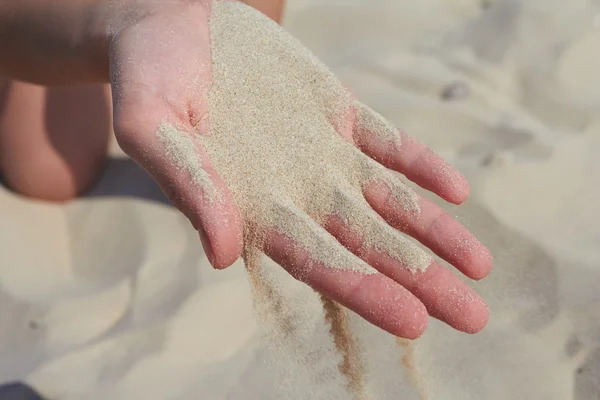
xmin=0 ymin=0 xmax=285 ymax=201
xmin=0 ymin=0 xmax=491 ymax=338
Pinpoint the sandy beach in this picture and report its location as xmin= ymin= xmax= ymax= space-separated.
xmin=1 ymin=0 xmax=600 ymax=398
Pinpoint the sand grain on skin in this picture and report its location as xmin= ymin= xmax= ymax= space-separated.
xmin=158 ymin=0 xmax=431 ymax=275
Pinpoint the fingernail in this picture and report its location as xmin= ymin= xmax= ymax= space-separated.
xmin=198 ymin=227 xmax=215 ymax=268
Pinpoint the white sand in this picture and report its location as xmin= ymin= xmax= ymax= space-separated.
xmin=158 ymin=1 xmax=429 ymax=276
xmin=2 ymin=0 xmax=600 ymax=398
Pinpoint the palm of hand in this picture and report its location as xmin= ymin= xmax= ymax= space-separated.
xmin=108 ymin=0 xmax=491 ymax=338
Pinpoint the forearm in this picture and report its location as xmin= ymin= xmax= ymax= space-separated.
xmin=0 ymin=0 xmax=110 ymax=85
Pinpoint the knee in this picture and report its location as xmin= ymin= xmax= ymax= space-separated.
xmin=0 ymin=81 xmax=110 ymax=202
xmin=2 ymin=154 xmax=106 ymax=202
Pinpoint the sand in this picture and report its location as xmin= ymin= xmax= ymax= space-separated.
xmin=160 ymin=4 xmax=434 ymax=394
xmin=1 ymin=0 xmax=600 ymax=399
xmin=158 ymin=1 xmax=430 ymax=276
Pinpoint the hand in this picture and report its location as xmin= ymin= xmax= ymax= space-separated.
xmin=109 ymin=0 xmax=492 ymax=339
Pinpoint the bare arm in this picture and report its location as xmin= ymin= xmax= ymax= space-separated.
xmin=0 ymin=0 xmax=111 ymax=85
xmin=0 ymin=0 xmax=286 ymax=85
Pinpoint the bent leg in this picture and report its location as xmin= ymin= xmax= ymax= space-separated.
xmin=0 ymin=0 xmax=283 ymax=202
xmin=0 ymin=80 xmax=111 ymax=201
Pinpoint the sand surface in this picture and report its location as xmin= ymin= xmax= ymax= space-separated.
xmin=2 ymin=0 xmax=600 ymax=398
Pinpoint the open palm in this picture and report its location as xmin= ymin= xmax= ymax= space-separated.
xmin=108 ymin=0 xmax=492 ymax=339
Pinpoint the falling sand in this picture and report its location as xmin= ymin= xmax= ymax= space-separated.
xmin=157 ymin=1 xmax=433 ymax=397
xmin=321 ymin=295 xmax=367 ymax=400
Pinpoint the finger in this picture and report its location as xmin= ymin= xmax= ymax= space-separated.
xmin=321 ymin=182 xmax=433 ymax=275
xmin=112 ymin=94 xmax=243 ymax=269
xmin=262 ymin=202 xmax=428 ymax=339
xmin=325 ymin=215 xmax=489 ymax=333
xmin=352 ymin=101 xmax=469 ymax=204
xmin=364 ymin=181 xmax=492 ymax=280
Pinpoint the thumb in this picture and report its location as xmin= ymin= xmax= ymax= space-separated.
xmin=113 ymin=100 xmax=243 ymax=269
